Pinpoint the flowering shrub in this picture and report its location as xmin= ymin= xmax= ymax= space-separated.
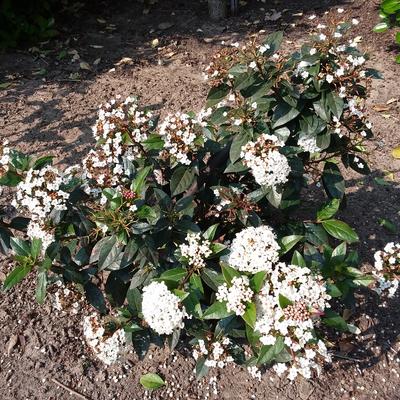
xmin=0 ymin=15 xmax=387 ymax=380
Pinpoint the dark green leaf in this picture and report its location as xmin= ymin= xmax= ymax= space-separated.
xmin=170 ymin=167 xmax=196 ymax=197
xmin=317 ymin=198 xmax=341 ymax=221
xmin=221 ymin=263 xmax=240 ymax=284
xmin=322 ymin=162 xmax=345 ymax=199
xmin=242 ymin=302 xmax=256 ymax=328
xmin=272 ymin=102 xmax=300 ymax=129
xmin=257 ymin=336 xmax=285 ymax=364
xmin=321 ymin=219 xmax=359 ymax=243
xmin=279 ymin=235 xmax=303 ymax=254
xmin=322 ymin=309 xmax=349 ymax=331
xmin=206 ymin=84 xmax=230 ymax=107
xmin=203 ymin=301 xmax=233 ymax=319
xmin=10 ymin=237 xmax=31 ymax=257
xmin=278 ymin=294 xmax=293 ymax=308
xmin=84 ymin=282 xmax=107 ymax=314
xmin=291 ymin=250 xmax=306 ymax=267
xmin=36 ymin=271 xmax=47 ymax=304
xmin=3 ymin=264 xmax=31 ymax=291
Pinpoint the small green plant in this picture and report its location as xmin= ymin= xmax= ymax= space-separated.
xmin=373 ymin=0 xmax=400 ymax=63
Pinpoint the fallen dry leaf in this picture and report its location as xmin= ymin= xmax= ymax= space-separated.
xmin=93 ymin=58 xmax=101 ymax=66
xmin=115 ymin=57 xmax=134 ymax=66
xmin=89 ymin=44 xmax=103 ymax=49
xmin=392 ymin=147 xmax=400 ymax=159
xmin=6 ymin=334 xmax=19 ymax=355
xmin=387 ymin=98 xmax=398 ymax=105
xmin=373 ymin=104 xmax=391 ymax=112
xmin=338 ymin=339 xmax=355 ymax=354
xmin=79 ymin=61 xmax=91 ymax=71
xmin=265 ymin=9 xmax=282 ymax=21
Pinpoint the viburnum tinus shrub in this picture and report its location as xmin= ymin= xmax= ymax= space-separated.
xmin=0 ymin=15 xmax=390 ymax=380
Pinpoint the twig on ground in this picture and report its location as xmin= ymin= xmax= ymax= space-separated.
xmin=332 ymin=353 xmax=363 ymax=362
xmin=51 ymin=378 xmax=91 ymax=400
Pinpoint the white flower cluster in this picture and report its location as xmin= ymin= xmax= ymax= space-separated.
xmin=255 ymin=262 xmax=331 ymax=380
xmin=27 ymin=220 xmax=55 ymax=251
xmin=92 ymin=95 xmax=154 ymax=160
xmin=226 ymin=225 xmax=280 ymax=273
xmin=83 ymin=96 xmax=154 ymax=195
xmin=192 ymin=337 xmax=234 ymax=368
xmin=83 ymin=314 xmax=126 ymax=365
xmin=82 ymin=148 xmax=126 ymax=196
xmin=159 ymin=112 xmax=204 ymax=165
xmin=298 ymin=134 xmax=322 ymax=154
xmin=373 ymin=242 xmax=400 ymax=297
xmin=13 ymin=165 xmax=68 ymax=220
xmin=179 ymin=232 xmax=212 ymax=270
xmin=216 ymin=276 xmax=254 ymax=316
xmin=241 ymin=134 xmax=291 ymax=188
xmin=142 ymin=281 xmax=187 ymax=335
xmin=52 ymin=281 xmax=82 ymax=315
xmin=0 ymin=140 xmax=10 ymax=175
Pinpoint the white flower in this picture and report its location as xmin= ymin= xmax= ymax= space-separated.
xmin=352 ymin=18 xmax=359 ymax=25
xmin=325 ymin=74 xmax=334 ymax=83
xmin=179 ymin=232 xmax=212 ymax=269
xmin=159 ymin=112 xmax=204 ymax=165
xmin=249 ymin=61 xmax=257 ymax=69
xmin=337 ymin=8 xmax=344 ymax=13
xmin=241 ymin=134 xmax=290 ymax=189
xmin=27 ymin=221 xmax=54 ymax=253
xmin=83 ymin=314 xmax=125 ymax=365
xmin=298 ymin=134 xmax=322 ymax=154
xmin=319 ymin=33 xmax=327 ymax=41
xmin=273 ymin=363 xmax=288 ymax=376
xmin=317 ymin=24 xmax=326 ymax=29
xmin=373 ymin=243 xmax=400 ymax=297
xmin=14 ymin=165 xmax=69 ymax=221
xmin=259 ymin=44 xmax=270 ymax=54
xmin=142 ymin=281 xmax=187 ymax=335
xmin=216 ymin=276 xmax=254 ymax=316
xmin=226 ymin=225 xmax=280 ymax=273
xmin=254 ymin=263 xmax=331 ymax=379
xmin=309 ymin=48 xmax=317 ymax=55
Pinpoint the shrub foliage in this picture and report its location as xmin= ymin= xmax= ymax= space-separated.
xmin=0 ymin=16 xmax=384 ymax=380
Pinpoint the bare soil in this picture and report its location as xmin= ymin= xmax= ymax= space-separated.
xmin=1 ymin=0 xmax=400 ymax=399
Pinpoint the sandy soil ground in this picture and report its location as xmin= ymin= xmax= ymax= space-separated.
xmin=0 ymin=0 xmax=400 ymax=399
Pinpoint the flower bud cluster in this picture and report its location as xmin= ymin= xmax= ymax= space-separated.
xmin=373 ymin=242 xmax=400 ymax=297
xmin=241 ymin=134 xmax=291 ymax=189
xmin=216 ymin=276 xmax=254 ymax=316
xmin=142 ymin=281 xmax=187 ymax=335
xmin=204 ymin=47 xmax=238 ymax=86
xmin=179 ymin=232 xmax=212 ymax=270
